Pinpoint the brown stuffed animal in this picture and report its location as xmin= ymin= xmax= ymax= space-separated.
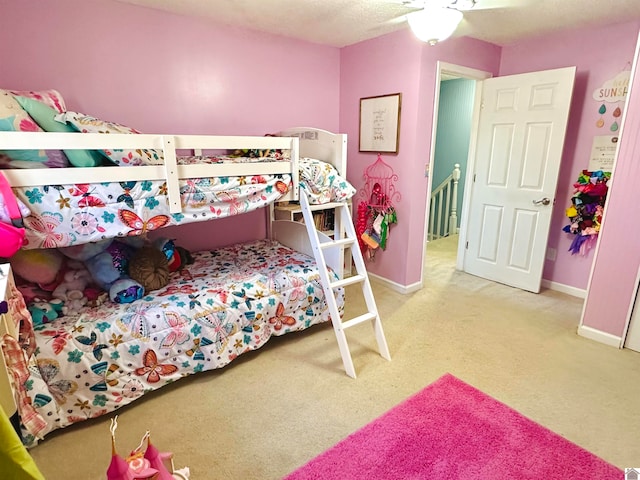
xmin=128 ymin=246 xmax=170 ymax=293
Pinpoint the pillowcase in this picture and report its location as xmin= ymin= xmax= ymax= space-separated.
xmin=0 ymin=89 xmax=69 ymax=168
xmin=13 ymin=96 xmax=103 ymax=167
xmin=299 ymin=157 xmax=356 ymax=204
xmin=55 ymin=111 xmax=164 ymax=166
xmin=9 ymin=89 xmax=66 ymax=113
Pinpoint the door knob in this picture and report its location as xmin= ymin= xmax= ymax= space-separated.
xmin=532 ymin=197 xmax=551 ymax=206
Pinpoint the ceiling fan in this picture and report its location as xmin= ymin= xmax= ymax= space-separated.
xmin=396 ymin=0 xmax=526 ymax=45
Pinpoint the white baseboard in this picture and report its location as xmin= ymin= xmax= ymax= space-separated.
xmin=368 ymin=272 xmax=423 ymax=294
xmin=577 ymin=324 xmax=622 ymax=348
xmin=368 ymin=276 xmax=586 ymax=297
xmin=541 ymin=279 xmax=586 ymax=298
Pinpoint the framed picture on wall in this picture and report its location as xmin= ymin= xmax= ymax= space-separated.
xmin=359 ymin=93 xmax=402 ymax=153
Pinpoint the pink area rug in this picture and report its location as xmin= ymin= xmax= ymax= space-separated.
xmin=284 ymin=374 xmax=622 ymax=479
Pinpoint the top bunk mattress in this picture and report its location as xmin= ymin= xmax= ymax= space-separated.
xmin=6 ymin=154 xmax=355 ymax=250
xmin=12 ymin=165 xmax=292 ymax=249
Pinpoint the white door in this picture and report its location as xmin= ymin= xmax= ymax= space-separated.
xmin=462 ymin=67 xmax=576 ymax=293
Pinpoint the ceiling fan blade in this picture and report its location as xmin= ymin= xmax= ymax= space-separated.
xmin=380 ymin=0 xmax=534 ymax=41
xmin=465 ymin=0 xmax=533 ymax=10
xmin=395 ymin=0 xmax=534 ymax=10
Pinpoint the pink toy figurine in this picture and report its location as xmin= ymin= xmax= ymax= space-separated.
xmin=106 ymin=416 xmax=190 ymax=480
xmin=107 ymin=416 xmax=158 ymax=480
xmin=126 ymin=431 xmax=160 ymax=479
xmin=107 ymin=416 xmax=137 ymax=480
xmin=143 ymin=433 xmax=175 ymax=480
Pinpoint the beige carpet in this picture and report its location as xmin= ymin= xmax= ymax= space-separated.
xmin=28 ymin=235 xmax=640 ymax=479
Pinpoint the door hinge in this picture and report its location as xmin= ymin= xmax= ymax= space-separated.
xmin=465 ymin=241 xmax=469 ymax=249
xmin=473 ymin=173 xmax=476 ymax=182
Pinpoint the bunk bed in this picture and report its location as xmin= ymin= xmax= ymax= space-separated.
xmin=0 ymin=116 xmax=353 ymax=447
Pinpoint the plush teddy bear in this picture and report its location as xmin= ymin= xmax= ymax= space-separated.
xmin=58 ymin=239 xmax=144 ymax=304
xmin=51 ymin=266 xmax=93 ymax=315
xmin=28 ymin=298 xmax=64 ymax=327
xmin=61 ymin=290 xmax=87 ymax=315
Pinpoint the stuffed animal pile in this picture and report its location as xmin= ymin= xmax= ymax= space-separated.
xmin=10 ymin=238 xmax=191 ymax=326
xmin=59 ymin=239 xmax=146 ymax=304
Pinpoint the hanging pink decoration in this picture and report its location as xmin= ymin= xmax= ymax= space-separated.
xmin=356 ymin=201 xmax=369 ymax=255
xmin=357 ymin=154 xmax=400 ymax=261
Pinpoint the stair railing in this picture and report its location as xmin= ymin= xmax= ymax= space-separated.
xmin=428 ymin=163 xmax=460 ymax=241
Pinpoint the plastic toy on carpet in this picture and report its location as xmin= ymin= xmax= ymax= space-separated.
xmin=107 ymin=416 xmax=190 ymax=480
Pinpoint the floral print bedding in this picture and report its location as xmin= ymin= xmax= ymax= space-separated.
xmin=12 ymin=239 xmax=343 ymax=446
xmin=299 ymin=157 xmax=355 ymax=205
xmin=15 ymin=169 xmax=292 ymax=249
xmin=12 ymin=158 xmax=354 ymax=249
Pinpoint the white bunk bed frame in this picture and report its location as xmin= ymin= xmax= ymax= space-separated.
xmin=270 ymin=127 xmax=347 ymax=257
xmin=0 ymin=131 xmax=301 ymax=212
xmin=0 ymin=126 xmax=353 ymax=426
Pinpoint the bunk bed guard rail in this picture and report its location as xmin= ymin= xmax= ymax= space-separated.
xmin=0 ymin=132 xmax=301 ymax=213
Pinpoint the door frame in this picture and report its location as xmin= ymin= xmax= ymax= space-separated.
xmin=421 ymin=61 xmax=491 ymax=280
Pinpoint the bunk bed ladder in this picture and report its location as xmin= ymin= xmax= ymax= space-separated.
xmin=299 ymin=192 xmax=390 ymax=378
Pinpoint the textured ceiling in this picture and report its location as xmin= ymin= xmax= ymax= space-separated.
xmin=113 ymin=0 xmax=640 ymax=47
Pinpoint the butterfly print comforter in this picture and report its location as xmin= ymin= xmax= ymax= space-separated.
xmin=11 ymin=157 xmax=355 ymax=250
xmin=12 ymin=169 xmax=292 ymax=249
xmin=12 ymin=240 xmax=343 ymax=446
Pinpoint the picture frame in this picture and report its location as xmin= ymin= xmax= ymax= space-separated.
xmin=359 ymin=93 xmax=402 ymax=153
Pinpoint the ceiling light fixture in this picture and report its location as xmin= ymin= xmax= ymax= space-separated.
xmin=407 ymin=7 xmax=464 ymax=46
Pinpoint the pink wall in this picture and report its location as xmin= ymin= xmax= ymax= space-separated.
xmin=340 ymin=30 xmax=501 ymax=287
xmin=582 ymin=33 xmax=640 ymax=337
xmin=3 ymin=0 xmax=639 ymax=305
xmin=0 ymin=0 xmax=340 ymax=251
xmin=499 ymin=21 xmax=640 ymax=291
xmin=340 ymin=20 xmax=640 ymax=292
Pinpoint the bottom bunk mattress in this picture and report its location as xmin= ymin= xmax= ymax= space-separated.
xmin=6 ymin=239 xmax=343 ymax=446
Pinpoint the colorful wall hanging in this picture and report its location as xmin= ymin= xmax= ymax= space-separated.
xmin=593 ymin=67 xmax=629 ymax=132
xmin=592 ymin=69 xmax=630 ymax=103
xmin=563 ymin=170 xmax=610 ymax=256
xmin=356 ymin=154 xmax=400 ymax=261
